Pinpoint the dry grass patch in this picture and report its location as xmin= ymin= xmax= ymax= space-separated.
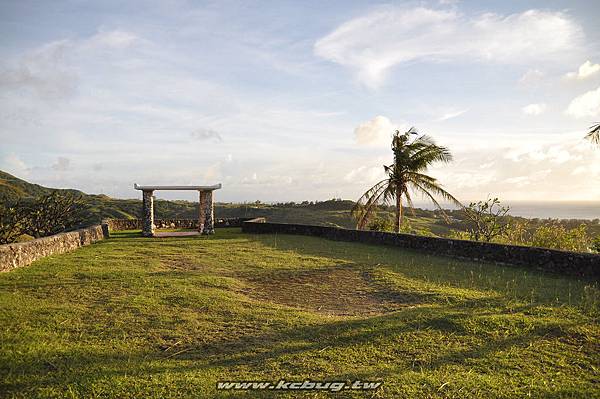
xmin=238 ymin=265 xmax=426 ymax=316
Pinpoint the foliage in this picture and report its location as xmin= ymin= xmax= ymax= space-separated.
xmin=448 ymin=229 xmax=472 ymax=241
xmin=0 ymin=192 xmax=87 ymax=243
xmin=586 ymin=122 xmax=600 ymax=145
xmin=367 ymin=215 xmax=395 ymax=232
xmin=500 ymin=219 xmax=531 ymax=246
xmin=591 ymin=236 xmax=600 ymax=253
xmin=21 ymin=192 xmax=88 ymax=238
xmin=0 ymin=202 xmax=28 ymax=244
xmin=462 ymin=197 xmax=510 ymax=242
xmin=530 ymin=223 xmax=590 ymax=252
xmin=352 ymin=127 xmax=460 ymax=233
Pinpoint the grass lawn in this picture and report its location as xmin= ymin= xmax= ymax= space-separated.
xmin=0 ymin=228 xmax=598 ymax=398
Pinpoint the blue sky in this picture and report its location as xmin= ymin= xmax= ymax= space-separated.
xmin=1 ymin=0 xmax=600 ymax=202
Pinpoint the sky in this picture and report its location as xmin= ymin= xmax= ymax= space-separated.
xmin=1 ymin=0 xmax=600 ymax=203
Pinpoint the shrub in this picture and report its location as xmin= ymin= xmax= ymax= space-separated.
xmin=591 ymin=236 xmax=600 ymax=253
xmin=0 ymin=192 xmax=87 ymax=243
xmin=462 ymin=197 xmax=510 ymax=242
xmin=367 ymin=215 xmax=394 ymax=232
xmin=0 ymin=202 xmax=27 ymax=244
xmin=530 ymin=223 xmax=590 ymax=252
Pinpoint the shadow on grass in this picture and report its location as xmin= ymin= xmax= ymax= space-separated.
xmin=245 ymin=233 xmax=596 ymax=308
xmin=2 ymin=299 xmax=578 ymax=397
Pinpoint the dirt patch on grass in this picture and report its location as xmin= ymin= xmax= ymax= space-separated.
xmin=158 ymin=256 xmax=208 ymax=271
xmin=239 ymin=266 xmax=424 ymax=316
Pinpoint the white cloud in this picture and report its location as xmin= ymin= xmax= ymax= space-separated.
xmin=522 ymin=103 xmax=546 ymax=116
xmin=519 ymin=69 xmax=544 ymax=85
xmin=314 ymin=7 xmax=583 ymax=88
xmin=343 ymin=165 xmax=385 ymax=183
xmin=0 ymin=29 xmax=141 ymax=101
xmin=565 ymin=60 xmax=600 ymax=80
xmin=88 ymin=30 xmax=139 ymax=49
xmin=0 ymin=40 xmax=77 ymax=99
xmin=438 ymin=108 xmax=468 ymax=121
xmin=191 ymin=128 xmax=223 ymax=142
xmin=1 ymin=154 xmax=29 ymax=176
xmin=565 ymin=86 xmax=600 ymax=118
xmin=504 ymin=169 xmax=551 ymax=187
xmin=354 ymin=115 xmax=397 ymax=145
xmin=51 ymin=157 xmax=70 ymax=171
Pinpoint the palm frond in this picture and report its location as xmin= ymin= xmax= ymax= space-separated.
xmin=351 ymin=179 xmax=389 ymax=229
xmin=408 ymin=173 xmax=463 ymax=208
xmin=586 ymin=123 xmax=600 ymax=145
xmin=410 ymin=181 xmax=452 ymax=222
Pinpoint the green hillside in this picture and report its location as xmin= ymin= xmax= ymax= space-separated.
xmin=1 ymin=170 xmax=599 ymax=242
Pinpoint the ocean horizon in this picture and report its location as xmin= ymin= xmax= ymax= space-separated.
xmin=415 ymin=201 xmax=600 ymax=220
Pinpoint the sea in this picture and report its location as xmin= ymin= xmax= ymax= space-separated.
xmin=414 ymin=201 xmax=600 ymax=220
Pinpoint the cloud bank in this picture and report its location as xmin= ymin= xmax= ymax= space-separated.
xmin=315 ymin=7 xmax=583 ymax=88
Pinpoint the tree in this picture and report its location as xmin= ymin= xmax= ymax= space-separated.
xmin=0 ymin=202 xmax=28 ymax=244
xmin=352 ymin=127 xmax=461 ymax=233
xmin=21 ymin=192 xmax=87 ymax=238
xmin=461 ymin=197 xmax=510 ymax=242
xmin=586 ymin=123 xmax=600 ymax=145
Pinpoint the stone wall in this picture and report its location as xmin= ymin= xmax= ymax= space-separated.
xmin=103 ymin=218 xmax=257 ymax=232
xmin=0 ymin=225 xmax=107 ymax=273
xmin=242 ymin=221 xmax=600 ymax=279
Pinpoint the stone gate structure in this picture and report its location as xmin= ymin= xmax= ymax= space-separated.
xmin=134 ymin=183 xmax=222 ymax=237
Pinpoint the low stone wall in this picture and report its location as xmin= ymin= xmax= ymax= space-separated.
xmin=0 ymin=225 xmax=107 ymax=273
xmin=242 ymin=221 xmax=600 ymax=279
xmin=103 ymin=218 xmax=257 ymax=232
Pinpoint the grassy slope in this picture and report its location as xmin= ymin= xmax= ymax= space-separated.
xmin=0 ymin=229 xmax=598 ymax=398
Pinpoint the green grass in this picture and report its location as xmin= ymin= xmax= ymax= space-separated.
xmin=0 ymin=228 xmax=598 ymax=398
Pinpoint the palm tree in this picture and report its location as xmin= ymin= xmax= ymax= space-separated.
xmin=352 ymin=127 xmax=461 ymax=233
xmin=586 ymin=123 xmax=600 ymax=145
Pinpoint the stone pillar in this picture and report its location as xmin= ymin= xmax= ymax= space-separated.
xmin=142 ymin=190 xmax=155 ymax=237
xmin=198 ymin=191 xmax=206 ymax=233
xmin=202 ymin=190 xmax=214 ymax=234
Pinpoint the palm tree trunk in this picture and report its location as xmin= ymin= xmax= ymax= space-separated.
xmin=395 ymin=188 xmax=403 ymax=233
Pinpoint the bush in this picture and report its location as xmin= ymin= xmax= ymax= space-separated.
xmin=0 ymin=192 xmax=87 ymax=243
xmin=530 ymin=223 xmax=590 ymax=252
xmin=462 ymin=197 xmax=510 ymax=242
xmin=367 ymin=215 xmax=394 ymax=232
xmin=591 ymin=236 xmax=600 ymax=253
xmin=0 ymin=202 xmax=27 ymax=244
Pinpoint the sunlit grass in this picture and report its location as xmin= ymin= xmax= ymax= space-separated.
xmin=0 ymin=228 xmax=598 ymax=398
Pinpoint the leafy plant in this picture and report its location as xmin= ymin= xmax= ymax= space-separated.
xmin=0 ymin=202 xmax=28 ymax=244
xmin=352 ymin=127 xmax=461 ymax=233
xmin=20 ymin=192 xmax=88 ymax=238
xmin=462 ymin=197 xmax=510 ymax=242
xmin=530 ymin=223 xmax=590 ymax=252
xmin=591 ymin=236 xmax=600 ymax=253
xmin=499 ymin=219 xmax=531 ymax=246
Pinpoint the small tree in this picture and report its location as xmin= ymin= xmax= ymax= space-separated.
xmin=21 ymin=192 xmax=87 ymax=238
xmin=0 ymin=202 xmax=28 ymax=244
xmin=501 ymin=219 xmax=531 ymax=246
xmin=462 ymin=197 xmax=510 ymax=242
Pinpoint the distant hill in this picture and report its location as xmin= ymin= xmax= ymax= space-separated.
xmin=1 ymin=170 xmax=598 ymax=239
xmin=0 ymin=170 xmax=76 ymax=202
xmin=0 ymin=170 xmax=198 ymax=224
